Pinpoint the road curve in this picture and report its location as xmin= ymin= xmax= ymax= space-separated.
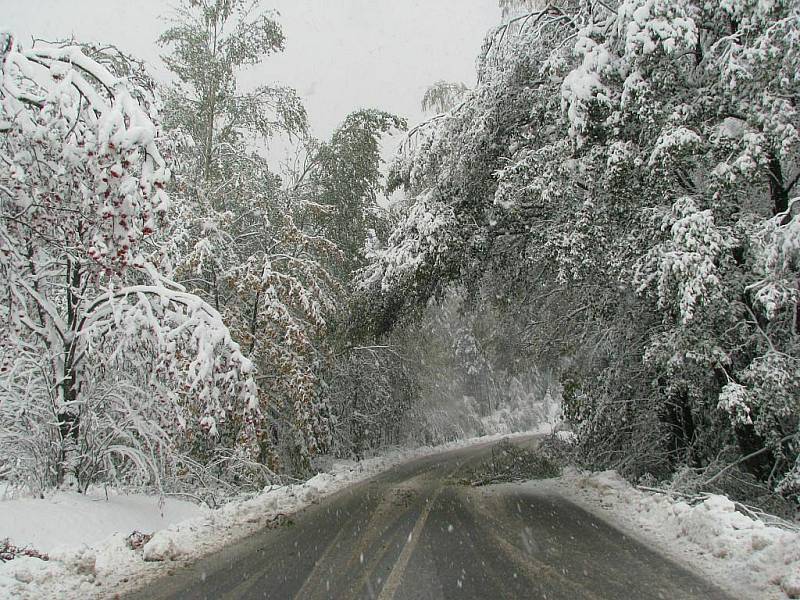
xmin=123 ymin=438 xmax=735 ymax=600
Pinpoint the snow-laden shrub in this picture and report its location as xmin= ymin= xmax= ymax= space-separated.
xmin=0 ymin=37 xmax=257 ymax=491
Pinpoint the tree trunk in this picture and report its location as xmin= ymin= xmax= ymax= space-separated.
xmin=660 ymin=384 xmax=699 ymax=468
xmin=767 ymin=151 xmax=790 ymax=219
xmin=734 ymin=424 xmax=773 ymax=481
xmin=57 ymin=346 xmax=81 ymax=488
xmin=58 ymin=259 xmax=83 ymax=489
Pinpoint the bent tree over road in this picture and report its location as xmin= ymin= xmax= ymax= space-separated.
xmin=125 ymin=438 xmax=733 ymax=600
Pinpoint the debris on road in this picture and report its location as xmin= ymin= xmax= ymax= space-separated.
xmin=462 ymin=438 xmax=561 ymax=486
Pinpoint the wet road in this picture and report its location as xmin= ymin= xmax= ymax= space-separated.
xmin=124 ymin=438 xmax=735 ymax=600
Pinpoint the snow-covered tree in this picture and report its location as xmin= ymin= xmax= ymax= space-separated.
xmin=254 ymin=108 xmax=409 ymax=462
xmin=0 ymin=34 xmax=256 ymax=491
xmin=159 ymin=0 xmax=306 ymax=186
xmin=421 ymin=81 xmax=468 ymax=115
xmin=564 ymin=0 xmax=800 ymax=494
xmin=305 ymin=109 xmax=405 ymax=279
xmin=158 ymin=0 xmax=339 ymax=472
xmin=362 ymin=0 xmax=800 ymax=498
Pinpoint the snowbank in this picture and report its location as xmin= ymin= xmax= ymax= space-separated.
xmin=535 ymin=469 xmax=800 ymax=600
xmin=0 ymin=490 xmax=206 ymax=554
xmin=0 ymin=426 xmax=551 ymax=599
xmin=0 ymin=490 xmax=207 ymax=600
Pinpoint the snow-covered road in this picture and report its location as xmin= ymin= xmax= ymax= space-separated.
xmin=123 ymin=438 xmax=732 ymax=600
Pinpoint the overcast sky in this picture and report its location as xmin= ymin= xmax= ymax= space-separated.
xmin=2 ymin=0 xmax=501 ymax=141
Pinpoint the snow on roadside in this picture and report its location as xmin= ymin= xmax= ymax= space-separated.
xmin=531 ymin=469 xmax=800 ymax=600
xmin=0 ymin=490 xmax=207 ymax=555
xmin=0 ymin=491 xmax=208 ymax=600
xmin=0 ymin=425 xmax=552 ymax=600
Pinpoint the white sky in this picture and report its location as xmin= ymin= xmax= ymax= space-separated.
xmin=2 ymin=0 xmax=501 ymax=140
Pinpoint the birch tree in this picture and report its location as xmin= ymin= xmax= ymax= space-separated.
xmin=158 ymin=0 xmax=338 ymax=471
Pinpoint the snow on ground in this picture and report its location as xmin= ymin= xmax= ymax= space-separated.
xmin=0 ymin=426 xmax=551 ymax=600
xmin=0 ymin=490 xmax=209 ymax=600
xmin=0 ymin=490 xmax=207 ymax=556
xmin=521 ymin=468 xmax=800 ymax=600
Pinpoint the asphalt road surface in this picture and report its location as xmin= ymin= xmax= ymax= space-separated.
xmin=124 ymin=438 xmax=735 ymax=600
